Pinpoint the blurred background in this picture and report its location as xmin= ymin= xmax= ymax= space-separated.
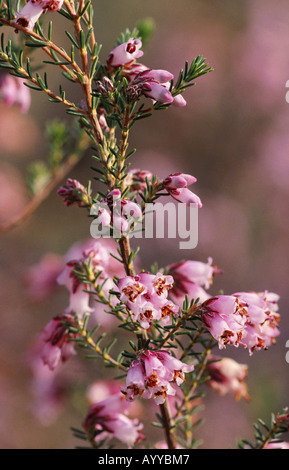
xmin=0 ymin=0 xmax=288 ymax=449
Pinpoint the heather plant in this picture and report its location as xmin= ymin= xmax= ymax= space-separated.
xmin=0 ymin=0 xmax=288 ymax=450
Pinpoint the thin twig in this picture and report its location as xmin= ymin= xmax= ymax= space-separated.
xmin=0 ymin=132 xmax=90 ymax=235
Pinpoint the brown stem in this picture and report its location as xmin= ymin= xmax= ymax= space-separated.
xmin=160 ymin=399 xmax=177 ymax=449
xmin=64 ymin=1 xmax=105 ymax=166
xmin=117 ymin=106 xmax=131 ymax=188
xmin=0 ymin=14 xmax=82 ymax=79
xmin=118 ymin=235 xmax=135 ymax=276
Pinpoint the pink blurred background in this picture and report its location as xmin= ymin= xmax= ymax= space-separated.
xmin=0 ymin=0 xmax=288 ymax=448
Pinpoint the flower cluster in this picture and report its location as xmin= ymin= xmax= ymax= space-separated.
xmin=168 ymin=256 xmax=221 ymax=305
xmin=83 ymin=393 xmax=144 ymax=447
xmin=92 ymin=189 xmax=142 ymax=233
xmin=202 ymin=291 xmax=280 ymax=354
xmin=57 ymin=238 xmax=124 ymax=319
xmin=124 ymin=168 xmax=153 ymax=192
xmin=118 ymin=272 xmax=179 ymax=329
xmin=57 ymin=178 xmax=91 ymax=208
xmin=121 ymin=350 xmax=194 ymax=405
xmin=37 ymin=239 xmax=127 ymax=371
xmin=126 ymin=68 xmax=174 ymax=105
xmin=15 ymin=0 xmax=64 ymax=31
xmin=106 ymin=37 xmax=184 ymax=105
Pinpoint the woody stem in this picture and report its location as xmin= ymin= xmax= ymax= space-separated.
xmin=160 ymin=399 xmax=177 ymax=449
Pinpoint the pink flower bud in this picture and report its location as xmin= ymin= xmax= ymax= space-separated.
xmin=170 ymin=187 xmax=203 ymax=207
xmin=172 ymin=94 xmax=187 ymax=107
xmin=163 ymin=173 xmax=197 ymax=189
xmin=163 ymin=173 xmax=202 ymax=207
xmin=121 ymin=199 xmax=143 ymax=218
xmin=92 ymin=191 xmax=142 ymax=235
xmin=94 ymin=77 xmax=114 ymax=96
xmin=40 ymin=313 xmax=78 ymax=370
xmin=57 ymin=178 xmax=90 ymax=207
xmin=141 ymin=80 xmax=174 ymax=103
xmin=125 ymin=168 xmax=153 ymax=191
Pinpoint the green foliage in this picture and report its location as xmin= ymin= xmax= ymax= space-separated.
xmin=135 ymin=17 xmax=156 ymax=46
xmin=238 ymin=410 xmax=289 ymax=449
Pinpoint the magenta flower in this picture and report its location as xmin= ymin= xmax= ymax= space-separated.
xmin=125 ymin=66 xmax=186 ymax=106
xmin=202 ymin=292 xmax=280 ymax=354
xmin=168 ymin=257 xmax=222 ymax=307
xmin=126 ymin=68 xmax=174 ymax=104
xmin=202 ymin=295 xmax=248 ymax=349
xmin=57 ymin=178 xmax=91 ymax=207
xmin=57 ymin=243 xmax=118 ymax=317
xmin=92 ymin=189 xmax=142 ymax=233
xmin=234 ymin=292 xmax=280 ymax=354
xmin=163 ymin=173 xmax=197 ymax=190
xmin=139 ymin=69 xmax=174 ymax=103
xmin=206 ymin=355 xmax=250 ymax=402
xmin=168 ymin=257 xmax=221 ymax=291
xmin=40 ymin=313 xmax=78 ymax=370
xmin=15 ymin=0 xmax=64 ymax=30
xmin=163 ymin=172 xmax=202 ymax=207
xmin=83 ymin=393 xmax=144 ymax=447
xmin=107 ymin=38 xmax=143 ymax=68
xmin=118 ymin=272 xmax=179 ymax=329
xmin=0 ymin=72 xmax=31 ymax=113
xmin=233 ymin=290 xmax=280 ymax=313
xmin=121 ymin=350 xmax=194 ymax=405
xmin=171 ymin=282 xmax=210 ymax=306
